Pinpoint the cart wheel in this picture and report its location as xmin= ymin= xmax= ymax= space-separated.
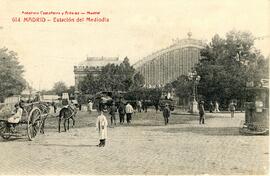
xmin=0 ymin=121 xmax=11 ymax=140
xmin=27 ymin=107 xmax=42 ymax=141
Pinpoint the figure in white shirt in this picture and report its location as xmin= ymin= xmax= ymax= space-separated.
xmin=8 ymin=103 xmax=23 ymax=124
xmin=96 ymin=109 xmax=108 ymax=147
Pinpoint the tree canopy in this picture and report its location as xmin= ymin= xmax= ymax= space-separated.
xmin=163 ymin=30 xmax=268 ymax=109
xmin=169 ymin=75 xmax=193 ymax=100
xmin=52 ymin=81 xmax=68 ymax=96
xmin=78 ymin=57 xmax=144 ymax=95
xmin=0 ymin=47 xmax=26 ymax=102
xmin=195 ymin=30 xmax=269 ymax=108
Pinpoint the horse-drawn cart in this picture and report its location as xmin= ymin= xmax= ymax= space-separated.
xmin=0 ymin=102 xmax=50 ymax=141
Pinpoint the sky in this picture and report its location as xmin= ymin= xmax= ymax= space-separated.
xmin=0 ymin=0 xmax=269 ymax=90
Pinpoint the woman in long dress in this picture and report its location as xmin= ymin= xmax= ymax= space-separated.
xmin=96 ymin=109 xmax=108 ymax=147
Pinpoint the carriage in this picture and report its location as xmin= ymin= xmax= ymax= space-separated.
xmin=0 ymin=102 xmax=50 ymax=141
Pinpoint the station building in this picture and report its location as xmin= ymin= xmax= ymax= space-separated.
xmin=133 ymin=33 xmax=206 ymax=87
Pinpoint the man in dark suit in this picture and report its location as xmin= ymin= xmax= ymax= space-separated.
xmin=163 ymin=104 xmax=170 ymax=125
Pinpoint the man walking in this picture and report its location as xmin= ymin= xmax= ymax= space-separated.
xmin=137 ymin=100 xmax=142 ymax=113
xmin=52 ymin=102 xmax=57 ymax=113
xmin=142 ymin=100 xmax=148 ymax=113
xmin=209 ymin=101 xmax=214 ymax=113
xmin=229 ymin=102 xmax=236 ymax=118
xmin=214 ymin=101 xmax=220 ymax=113
xmin=109 ymin=102 xmax=117 ymax=126
xmin=118 ymin=101 xmax=126 ymax=124
xmin=88 ymin=100 xmax=93 ymax=113
xmin=125 ymin=102 xmax=134 ymax=124
xmin=163 ymin=104 xmax=170 ymax=125
xmin=198 ymin=101 xmax=205 ymax=124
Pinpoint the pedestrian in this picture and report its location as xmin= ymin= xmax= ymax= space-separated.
xmin=77 ymin=103 xmax=81 ymax=111
xmin=88 ymin=100 xmax=93 ymax=113
xmin=125 ymin=102 xmax=134 ymax=124
xmin=109 ymin=102 xmax=117 ymax=126
xmin=163 ymin=104 xmax=170 ymax=125
xmin=214 ymin=101 xmax=220 ymax=113
xmin=229 ymin=102 xmax=236 ymax=118
xmin=118 ymin=101 xmax=126 ymax=124
xmin=198 ymin=101 xmax=205 ymax=124
xmin=96 ymin=108 xmax=108 ymax=147
xmin=143 ymin=100 xmax=148 ymax=112
xmin=154 ymin=103 xmax=159 ymax=113
xmin=209 ymin=101 xmax=214 ymax=113
xmin=52 ymin=102 xmax=57 ymax=113
xmin=137 ymin=100 xmax=142 ymax=113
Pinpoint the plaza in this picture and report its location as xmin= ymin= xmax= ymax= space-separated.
xmin=0 ymin=110 xmax=268 ymax=175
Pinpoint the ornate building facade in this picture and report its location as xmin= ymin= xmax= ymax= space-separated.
xmin=134 ymin=33 xmax=206 ymax=87
xmin=74 ymin=57 xmax=121 ymax=91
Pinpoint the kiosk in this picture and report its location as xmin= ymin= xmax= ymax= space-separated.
xmin=240 ymin=80 xmax=269 ymax=135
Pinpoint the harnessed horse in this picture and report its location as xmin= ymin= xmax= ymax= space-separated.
xmin=58 ymin=105 xmax=77 ymax=132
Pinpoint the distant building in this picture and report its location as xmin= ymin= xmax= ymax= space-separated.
xmin=133 ymin=33 xmax=206 ymax=87
xmin=40 ymin=95 xmax=60 ymax=103
xmin=74 ymin=56 xmax=121 ymax=91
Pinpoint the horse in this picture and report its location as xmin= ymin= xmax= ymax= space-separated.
xmin=58 ymin=106 xmax=77 ymax=133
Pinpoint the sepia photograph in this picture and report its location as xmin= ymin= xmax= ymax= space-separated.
xmin=0 ymin=0 xmax=269 ymax=175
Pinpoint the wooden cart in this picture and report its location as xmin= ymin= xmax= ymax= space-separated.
xmin=0 ymin=102 xmax=49 ymax=141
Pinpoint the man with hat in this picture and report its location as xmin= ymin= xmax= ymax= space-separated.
xmin=109 ymin=102 xmax=117 ymax=126
xmin=163 ymin=103 xmax=171 ymax=125
xmin=118 ymin=101 xmax=126 ymax=124
xmin=198 ymin=101 xmax=205 ymax=124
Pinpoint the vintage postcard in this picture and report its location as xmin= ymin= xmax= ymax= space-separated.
xmin=0 ymin=0 xmax=269 ymax=175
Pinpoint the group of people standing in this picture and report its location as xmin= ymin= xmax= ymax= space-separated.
xmin=198 ymin=100 xmax=237 ymax=125
xmin=95 ymin=99 xmax=238 ymax=147
xmin=94 ymin=101 xmax=172 ymax=147
xmin=95 ymin=101 xmax=134 ymax=147
xmin=136 ymin=100 xmax=149 ymax=113
xmin=208 ymin=101 xmax=220 ymax=113
xmin=109 ymin=102 xmax=134 ymax=125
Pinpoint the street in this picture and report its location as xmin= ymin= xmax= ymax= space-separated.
xmin=0 ymin=109 xmax=268 ymax=175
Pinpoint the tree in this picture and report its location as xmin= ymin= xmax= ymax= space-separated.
xmin=78 ymin=73 xmax=101 ymax=95
xmin=165 ymin=75 xmax=193 ymax=105
xmin=0 ymin=47 xmax=26 ymax=102
xmin=52 ymin=81 xmax=68 ymax=96
xmin=78 ymin=57 xmax=145 ymax=95
xmin=67 ymin=86 xmax=75 ymax=99
xmin=196 ymin=30 xmax=269 ymax=109
xmin=130 ymin=72 xmax=145 ymax=90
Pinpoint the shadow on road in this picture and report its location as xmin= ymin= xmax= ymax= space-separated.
xmin=0 ymin=137 xmax=28 ymax=142
xmin=149 ymin=126 xmax=243 ymax=136
xmin=40 ymin=143 xmax=97 ymax=147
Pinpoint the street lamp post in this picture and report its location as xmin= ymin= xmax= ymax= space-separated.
xmin=188 ymin=71 xmax=201 ymax=113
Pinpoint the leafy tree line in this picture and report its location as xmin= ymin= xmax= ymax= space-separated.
xmin=0 ymin=48 xmax=26 ymax=102
xmin=78 ymin=57 xmax=144 ymax=95
xmin=41 ymin=82 xmax=75 ymax=98
xmin=196 ymin=30 xmax=268 ymax=109
xmin=166 ymin=30 xmax=269 ymax=109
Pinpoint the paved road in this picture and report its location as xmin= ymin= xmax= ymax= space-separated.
xmin=0 ymin=110 xmax=268 ymax=175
